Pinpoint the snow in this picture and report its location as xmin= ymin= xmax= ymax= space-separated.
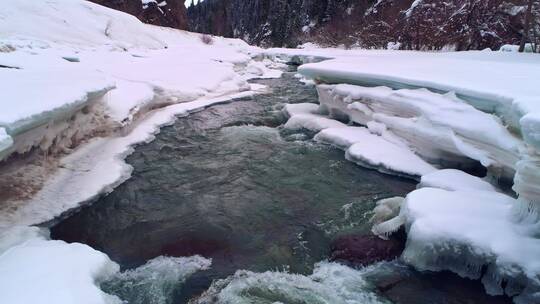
xmin=0 ymin=90 xmax=257 ymax=228
xmin=282 ymin=103 xmax=319 ymax=117
xmin=419 ymin=169 xmax=497 ymax=192
xmin=405 ymin=0 xmax=423 ymax=17
xmin=314 ymin=126 xmax=373 ymax=149
xmin=316 ymin=83 xmax=523 ymax=180
xmin=0 ymin=65 xmax=114 ymax=135
xmin=0 ymin=0 xmax=263 ymax=163
xmin=401 ymin=187 xmax=540 ymax=302
xmin=270 ymin=46 xmax=540 ymax=300
xmin=266 ymin=48 xmax=540 ymax=144
xmin=0 ymin=0 xmax=283 ymax=228
xmin=284 ymin=113 xmax=347 ymax=132
xmin=0 ymin=230 xmax=121 ymax=304
xmin=0 ymin=225 xmax=48 ymax=255
xmin=0 ymin=128 xmax=13 ymax=159
xmin=346 ymin=136 xmax=436 ymax=179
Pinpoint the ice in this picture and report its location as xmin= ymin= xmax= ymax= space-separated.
xmin=400 ymin=187 xmax=540 ymax=302
xmin=103 ymin=81 xmax=156 ymax=125
xmin=316 ymin=84 xmax=524 ymax=180
xmin=267 ymin=43 xmax=540 ymax=303
xmin=0 ymin=230 xmax=121 ymax=304
xmin=346 ymin=137 xmax=436 ymax=179
xmin=314 ymin=126 xmax=373 ymax=149
xmin=282 ymin=103 xmax=319 ymax=117
xmin=0 ymin=91 xmax=255 ymax=228
xmin=192 ymin=261 xmax=388 ymax=304
xmin=284 ymin=113 xmax=347 ymax=132
xmin=0 ymin=65 xmax=114 ymax=146
xmin=102 ymin=256 xmax=211 ymax=304
xmin=0 ymin=127 xmax=13 ymax=159
xmin=419 ymin=169 xmax=497 ymax=192
xmin=313 ymin=125 xmax=436 ymax=178
xmin=0 ymin=0 xmax=279 ymax=226
xmin=0 ymin=0 xmax=265 ymax=163
xmin=0 ymin=225 xmax=48 ymax=255
xmin=521 ymin=113 xmax=540 ymax=151
xmin=370 ymin=197 xmax=405 ymax=239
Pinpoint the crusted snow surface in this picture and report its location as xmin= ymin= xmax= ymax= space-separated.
xmin=192 ymin=261 xmax=388 ymax=304
xmin=401 ymin=187 xmax=540 ymax=303
xmin=0 ymin=228 xmax=121 ymax=304
xmin=419 ymin=169 xmax=497 ymax=192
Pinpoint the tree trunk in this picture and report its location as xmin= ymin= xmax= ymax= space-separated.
xmin=519 ymin=0 xmax=534 ymax=52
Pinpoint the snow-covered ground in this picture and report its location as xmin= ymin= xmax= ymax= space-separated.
xmin=267 ymin=46 xmax=540 ymax=303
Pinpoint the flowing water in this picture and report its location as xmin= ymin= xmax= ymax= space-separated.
xmin=50 ymin=72 xmax=511 ymax=304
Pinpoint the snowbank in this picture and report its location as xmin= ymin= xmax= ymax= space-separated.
xmin=294 ymin=51 xmax=540 ymax=135
xmin=418 ymin=169 xmax=497 ymax=192
xmin=0 ymin=91 xmax=257 ymax=228
xmin=401 ymin=187 xmax=540 ymax=303
xmin=316 ymin=84 xmax=523 ymax=180
xmin=0 ymin=0 xmax=280 ymax=227
xmin=272 ymin=46 xmax=540 ymax=302
xmin=346 ymin=138 xmax=436 ymax=179
xmin=0 ymin=227 xmax=121 ymax=304
xmin=0 ymin=0 xmax=265 ymax=163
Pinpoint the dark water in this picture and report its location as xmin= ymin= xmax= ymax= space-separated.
xmin=51 ymin=73 xmax=511 ymax=304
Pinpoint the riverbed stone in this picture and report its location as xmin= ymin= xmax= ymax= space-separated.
xmin=330 ymin=233 xmax=405 ymax=266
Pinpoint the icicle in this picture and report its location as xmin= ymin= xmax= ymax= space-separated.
xmin=372 ymin=215 xmax=405 ymax=240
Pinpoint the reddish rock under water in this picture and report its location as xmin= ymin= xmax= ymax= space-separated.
xmin=330 ymin=233 xmax=405 ymax=266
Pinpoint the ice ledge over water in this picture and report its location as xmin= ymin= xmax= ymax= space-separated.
xmin=401 ymin=186 xmax=540 ymax=303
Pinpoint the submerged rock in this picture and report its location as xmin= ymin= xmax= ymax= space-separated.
xmin=330 ymin=233 xmax=405 ymax=266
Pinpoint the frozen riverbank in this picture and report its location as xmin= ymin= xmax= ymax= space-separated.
xmin=269 ymin=46 xmax=540 ymax=303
